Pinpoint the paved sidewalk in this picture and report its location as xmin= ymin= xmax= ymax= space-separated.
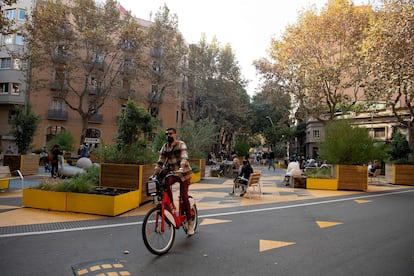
xmin=0 ymin=165 xmax=408 ymax=230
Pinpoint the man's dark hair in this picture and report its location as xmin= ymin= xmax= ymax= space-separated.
xmin=166 ymin=127 xmax=176 ymax=133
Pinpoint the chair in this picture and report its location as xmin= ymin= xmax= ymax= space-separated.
xmin=369 ymin=169 xmax=381 ymax=184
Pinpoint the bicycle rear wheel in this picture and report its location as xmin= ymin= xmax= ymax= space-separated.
xmin=142 ymin=206 xmax=175 ymax=255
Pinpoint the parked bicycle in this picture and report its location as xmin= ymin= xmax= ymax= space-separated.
xmin=142 ymin=171 xmax=198 ymax=255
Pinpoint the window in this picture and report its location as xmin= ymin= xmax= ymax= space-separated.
xmin=51 ymin=100 xmax=65 ymax=111
xmin=0 ymin=83 xmax=9 ymax=93
xmin=46 ymin=125 xmax=66 ymax=143
xmin=15 ymin=34 xmax=24 ymax=45
xmin=313 ymin=130 xmax=320 ymax=139
xmin=11 ymin=83 xmax=19 ymax=94
xmin=3 ymin=35 xmax=13 ymax=44
xmin=18 ymin=10 xmax=26 ymax=20
xmin=5 ymin=9 xmax=16 ymax=20
xmin=374 ymin=128 xmax=386 ymax=138
xmin=0 ymin=58 xmax=12 ymax=69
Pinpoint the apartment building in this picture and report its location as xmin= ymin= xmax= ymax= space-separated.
xmin=0 ymin=0 xmax=35 ymax=154
xmin=1 ymin=1 xmax=187 ymax=153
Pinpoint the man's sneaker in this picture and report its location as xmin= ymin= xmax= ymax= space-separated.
xmin=187 ymin=223 xmax=195 ymax=236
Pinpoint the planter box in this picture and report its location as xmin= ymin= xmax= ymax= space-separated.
xmin=191 ymin=172 xmax=201 ymax=183
xmin=306 ymin=178 xmax=338 ymax=190
xmin=22 ymin=189 xmax=67 ymax=211
xmin=66 ymin=190 xmax=140 ymax=216
xmin=22 ymin=189 xmax=140 ymax=216
xmin=100 ymin=163 xmax=155 ymax=206
xmin=4 ymin=154 xmax=39 ymax=175
xmin=385 ymin=164 xmax=414 ymax=185
xmin=337 ymin=165 xmax=367 ymax=191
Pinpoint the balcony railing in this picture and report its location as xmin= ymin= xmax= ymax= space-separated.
xmin=0 ymin=92 xmax=25 ymax=105
xmin=50 ymin=80 xmax=69 ymax=91
xmin=88 ymin=114 xmax=103 ymax=123
xmin=52 ymin=53 xmax=69 ymax=63
xmin=119 ymin=90 xmax=135 ymax=100
xmin=148 ymin=93 xmax=162 ymax=104
xmin=47 ymin=109 xmax=68 ymax=121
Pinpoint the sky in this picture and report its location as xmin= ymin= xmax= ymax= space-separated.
xmin=117 ymin=0 xmax=367 ymax=96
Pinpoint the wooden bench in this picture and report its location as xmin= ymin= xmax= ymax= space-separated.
xmin=234 ymin=171 xmax=262 ymax=198
xmin=0 ymin=166 xmax=24 ymax=191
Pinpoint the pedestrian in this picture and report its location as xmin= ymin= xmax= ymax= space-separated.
xmin=268 ymin=149 xmax=275 ymax=171
xmin=50 ymin=144 xmax=63 ymax=178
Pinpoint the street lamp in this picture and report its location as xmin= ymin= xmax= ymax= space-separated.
xmin=265 ymin=116 xmax=274 ymax=127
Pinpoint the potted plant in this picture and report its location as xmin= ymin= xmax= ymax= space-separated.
xmin=317 ymin=120 xmax=386 ymax=191
xmin=305 ymin=166 xmax=339 ymax=190
xmin=385 ymin=131 xmax=414 ymax=185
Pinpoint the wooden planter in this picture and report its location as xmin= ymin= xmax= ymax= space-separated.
xmin=4 ymin=154 xmax=39 ymax=175
xmin=385 ymin=164 xmax=414 ymax=185
xmin=100 ymin=163 xmax=155 ymax=206
xmin=337 ymin=165 xmax=367 ymax=191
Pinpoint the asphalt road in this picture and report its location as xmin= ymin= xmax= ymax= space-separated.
xmin=1 ymin=189 xmax=413 ymax=276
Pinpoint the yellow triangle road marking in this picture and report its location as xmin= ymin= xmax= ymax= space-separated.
xmin=259 ymin=240 xmax=296 ymax=252
xmin=316 ymin=221 xmax=343 ymax=228
xmin=354 ymin=199 xmax=372 ymax=204
xmin=200 ymin=218 xmax=232 ymax=226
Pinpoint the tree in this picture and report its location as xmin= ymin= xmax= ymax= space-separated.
xmin=10 ymin=104 xmax=41 ymax=154
xmin=116 ymin=99 xmax=154 ymax=148
xmin=261 ymin=0 xmax=371 ymax=122
xmin=187 ymin=36 xmax=250 ymax=153
xmin=24 ymin=0 xmax=147 ymax=143
xmin=179 ymin=118 xmax=217 ymax=158
xmin=146 ymin=4 xmax=189 ymax=118
xmin=388 ymin=131 xmax=412 ymax=162
xmin=363 ymin=0 xmax=414 ymax=156
xmin=0 ymin=0 xmax=17 ymax=34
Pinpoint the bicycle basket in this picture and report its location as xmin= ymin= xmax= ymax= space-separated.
xmin=146 ymin=177 xmax=160 ymax=196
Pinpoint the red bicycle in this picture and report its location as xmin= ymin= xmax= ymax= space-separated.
xmin=142 ymin=172 xmax=198 ymax=255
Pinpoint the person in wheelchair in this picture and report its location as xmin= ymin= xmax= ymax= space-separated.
xmin=232 ymin=159 xmax=253 ymax=197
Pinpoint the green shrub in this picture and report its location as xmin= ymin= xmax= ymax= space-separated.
xmin=234 ymin=140 xmax=250 ymax=157
xmin=319 ymin=120 xmax=386 ymax=165
xmin=35 ymin=166 xmax=100 ymax=193
xmin=95 ymin=142 xmax=157 ymax=164
xmin=305 ymin=167 xmax=333 ymax=179
xmin=388 ymin=131 xmax=412 ymax=163
xmin=47 ymin=132 xmax=75 ymax=152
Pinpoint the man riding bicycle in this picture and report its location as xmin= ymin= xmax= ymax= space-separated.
xmin=153 ymin=128 xmax=195 ymax=236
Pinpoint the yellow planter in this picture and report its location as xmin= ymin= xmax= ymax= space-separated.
xmin=0 ymin=179 xmax=10 ymax=189
xmin=190 ymin=172 xmax=201 ymax=184
xmin=306 ymin=178 xmax=339 ymax=190
xmin=22 ymin=189 xmax=67 ymax=211
xmin=66 ymin=190 xmax=140 ymax=216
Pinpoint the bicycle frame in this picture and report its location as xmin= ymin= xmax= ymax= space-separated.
xmin=158 ymin=172 xmax=189 ymax=231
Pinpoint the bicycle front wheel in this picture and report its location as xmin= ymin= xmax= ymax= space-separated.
xmin=142 ymin=206 xmax=175 ymax=255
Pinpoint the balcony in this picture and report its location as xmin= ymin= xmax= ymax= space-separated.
xmin=0 ymin=92 xmax=25 ymax=105
xmin=50 ymin=80 xmax=69 ymax=91
xmin=148 ymin=93 xmax=162 ymax=104
xmin=119 ymin=90 xmax=135 ymax=100
xmin=120 ymin=65 xmax=136 ymax=75
xmin=47 ymin=109 xmax=68 ymax=121
xmin=88 ymin=87 xmax=103 ymax=96
xmin=88 ymin=114 xmax=103 ymax=123
xmin=181 ymin=101 xmax=188 ymax=111
xmin=88 ymin=60 xmax=105 ymax=71
xmin=150 ymin=47 xmax=163 ymax=58
xmin=52 ymin=53 xmax=69 ymax=64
